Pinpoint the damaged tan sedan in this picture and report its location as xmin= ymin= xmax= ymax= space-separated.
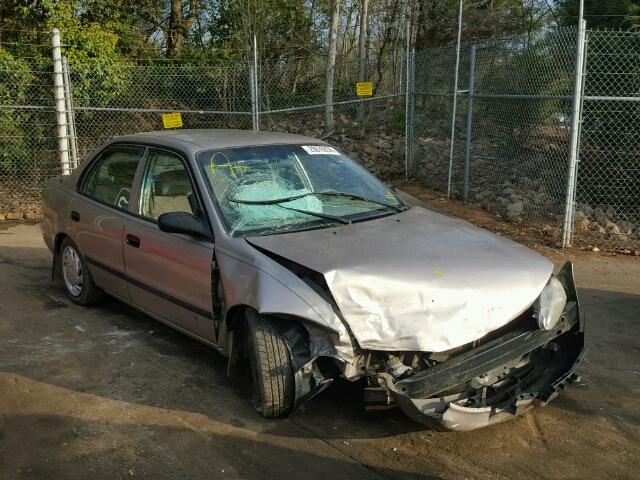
xmin=42 ymin=129 xmax=585 ymax=430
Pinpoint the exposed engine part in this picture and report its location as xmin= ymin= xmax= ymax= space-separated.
xmin=384 ymin=355 xmax=413 ymax=379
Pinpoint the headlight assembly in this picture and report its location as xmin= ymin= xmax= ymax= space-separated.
xmin=534 ymin=276 xmax=567 ymax=331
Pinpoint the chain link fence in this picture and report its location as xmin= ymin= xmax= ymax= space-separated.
xmin=0 ymin=32 xmax=406 ymax=219
xmin=575 ymin=31 xmax=640 ymax=249
xmin=1 ymin=26 xmax=638 ymax=251
xmin=0 ymin=49 xmax=58 ymax=219
xmin=410 ymin=27 xmax=639 ymax=250
xmin=258 ymin=52 xmax=407 ymax=181
xmin=67 ymin=58 xmax=255 ymax=161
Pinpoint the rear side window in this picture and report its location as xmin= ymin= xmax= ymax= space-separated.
xmin=79 ymin=147 xmax=144 ymax=210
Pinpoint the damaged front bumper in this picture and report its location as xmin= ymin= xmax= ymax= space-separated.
xmin=371 ymin=262 xmax=586 ymax=431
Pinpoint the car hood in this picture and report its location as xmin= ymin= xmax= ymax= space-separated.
xmin=247 ymin=206 xmax=553 ymax=352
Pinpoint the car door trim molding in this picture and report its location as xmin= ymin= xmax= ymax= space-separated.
xmin=85 ymin=255 xmax=213 ymax=319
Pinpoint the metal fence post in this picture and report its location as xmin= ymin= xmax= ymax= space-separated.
xmin=446 ymin=0 xmax=464 ymax=198
xmin=463 ymin=44 xmax=476 ymax=203
xmin=253 ymin=34 xmax=260 ymax=131
xmin=404 ymin=20 xmax=412 ymax=180
xmin=409 ymin=46 xmax=415 ymax=176
xmin=51 ymin=28 xmax=70 ymax=175
xmin=61 ymin=56 xmax=79 ymax=170
xmin=249 ymin=64 xmax=257 ymax=131
xmin=562 ymin=18 xmax=587 ymax=248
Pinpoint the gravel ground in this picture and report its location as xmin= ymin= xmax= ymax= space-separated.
xmin=1 ymin=214 xmax=639 ymax=479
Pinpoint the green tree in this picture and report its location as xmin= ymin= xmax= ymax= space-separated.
xmin=557 ymin=0 xmax=640 ymax=30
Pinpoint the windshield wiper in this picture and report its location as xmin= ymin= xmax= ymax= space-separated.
xmin=316 ymin=190 xmax=405 ymax=212
xmin=228 ymin=190 xmax=404 ymax=212
xmin=276 ymin=204 xmax=351 ymax=224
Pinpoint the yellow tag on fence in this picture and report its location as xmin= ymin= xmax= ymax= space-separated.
xmin=162 ymin=112 xmax=183 ymax=129
xmin=356 ymin=82 xmax=373 ymax=96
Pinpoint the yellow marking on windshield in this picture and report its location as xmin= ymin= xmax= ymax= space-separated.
xmin=434 ymin=267 xmax=445 ymax=278
xmin=208 ymin=151 xmax=250 ymax=178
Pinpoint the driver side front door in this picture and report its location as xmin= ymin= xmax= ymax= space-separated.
xmin=122 ymin=147 xmax=217 ymax=344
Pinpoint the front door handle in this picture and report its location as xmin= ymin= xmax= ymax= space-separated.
xmin=126 ymin=234 xmax=141 ymax=248
xmin=70 ymin=210 xmax=80 ymax=222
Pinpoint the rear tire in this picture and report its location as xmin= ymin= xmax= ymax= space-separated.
xmin=247 ymin=313 xmax=295 ymax=418
xmin=59 ymin=237 xmax=105 ymax=306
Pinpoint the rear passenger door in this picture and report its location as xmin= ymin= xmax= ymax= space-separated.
xmin=122 ymin=148 xmax=217 ymax=343
xmin=69 ymin=145 xmax=145 ymax=300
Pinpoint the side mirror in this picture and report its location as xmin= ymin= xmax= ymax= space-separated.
xmin=158 ymin=212 xmax=212 ymax=241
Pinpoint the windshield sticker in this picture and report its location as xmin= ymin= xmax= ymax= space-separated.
xmin=301 ymin=145 xmax=340 ymax=155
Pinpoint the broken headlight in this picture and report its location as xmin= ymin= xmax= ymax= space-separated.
xmin=534 ymin=276 xmax=567 ymax=331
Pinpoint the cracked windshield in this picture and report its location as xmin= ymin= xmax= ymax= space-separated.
xmin=197 ymin=144 xmax=404 ymax=236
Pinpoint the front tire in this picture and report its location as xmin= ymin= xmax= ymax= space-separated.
xmin=247 ymin=313 xmax=295 ymax=418
xmin=59 ymin=237 xmax=105 ymax=306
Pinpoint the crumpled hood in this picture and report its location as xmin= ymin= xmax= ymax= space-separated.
xmin=247 ymin=206 xmax=553 ymax=352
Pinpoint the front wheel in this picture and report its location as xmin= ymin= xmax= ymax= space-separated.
xmin=59 ymin=237 xmax=105 ymax=306
xmin=247 ymin=313 xmax=295 ymax=418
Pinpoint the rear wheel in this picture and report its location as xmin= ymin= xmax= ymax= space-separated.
xmin=59 ymin=237 xmax=105 ymax=306
xmin=247 ymin=313 xmax=295 ymax=418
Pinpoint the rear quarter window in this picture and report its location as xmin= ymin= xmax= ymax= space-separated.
xmin=79 ymin=147 xmax=144 ymax=210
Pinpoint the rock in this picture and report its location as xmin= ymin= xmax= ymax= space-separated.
xmin=574 ymin=210 xmax=589 ymax=222
xmin=618 ymin=221 xmax=634 ymax=235
xmin=606 ymin=222 xmax=621 ymax=236
xmin=497 ymin=196 xmax=510 ymax=207
xmin=507 ymin=200 xmax=524 ymax=214
xmin=363 ymin=144 xmax=382 ymax=156
xmin=593 ymin=208 xmax=608 ymax=225
xmin=542 ymin=225 xmax=561 ymax=241
xmin=6 ymin=212 xmax=23 ymax=221
xmin=0 ymin=213 xmax=6 ymax=221
xmin=24 ymin=212 xmax=39 ymax=221
xmin=376 ymin=139 xmax=391 ymax=150
xmin=592 ymin=246 xmax=600 ymax=252
xmin=576 ymin=217 xmax=590 ymax=232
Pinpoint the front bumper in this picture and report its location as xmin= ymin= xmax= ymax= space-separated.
xmin=378 ymin=262 xmax=586 ymax=431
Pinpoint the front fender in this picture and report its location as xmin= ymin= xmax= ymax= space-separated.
xmin=215 ymin=245 xmax=356 ymax=363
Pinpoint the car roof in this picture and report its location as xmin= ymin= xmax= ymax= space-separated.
xmin=111 ymin=129 xmax=326 ymax=154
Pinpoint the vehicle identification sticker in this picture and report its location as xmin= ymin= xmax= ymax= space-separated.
xmin=301 ymin=145 xmax=340 ymax=155
xmin=162 ymin=112 xmax=183 ymax=129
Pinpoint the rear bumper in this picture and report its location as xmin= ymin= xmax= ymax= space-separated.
xmin=383 ymin=262 xmax=586 ymax=431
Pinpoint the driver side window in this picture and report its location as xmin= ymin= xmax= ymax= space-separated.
xmin=139 ymin=150 xmax=196 ymax=220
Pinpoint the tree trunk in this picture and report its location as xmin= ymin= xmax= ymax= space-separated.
xmin=324 ymin=0 xmax=340 ymax=135
xmin=166 ymin=0 xmax=199 ymax=57
xmin=375 ymin=0 xmax=400 ymax=88
xmin=357 ymin=0 xmax=369 ymax=123
xmin=167 ymin=0 xmax=184 ymax=57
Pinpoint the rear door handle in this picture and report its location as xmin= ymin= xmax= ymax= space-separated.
xmin=126 ymin=234 xmax=141 ymax=248
xmin=70 ymin=211 xmax=80 ymax=222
